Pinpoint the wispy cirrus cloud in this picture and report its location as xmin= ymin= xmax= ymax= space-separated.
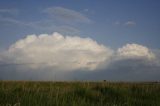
xmin=124 ymin=21 xmax=136 ymax=26
xmin=113 ymin=21 xmax=136 ymax=27
xmin=0 ymin=16 xmax=80 ymax=35
xmin=21 ymin=20 xmax=81 ymax=35
xmin=0 ymin=7 xmax=85 ymax=35
xmin=0 ymin=9 xmax=19 ymax=15
xmin=43 ymin=7 xmax=92 ymax=24
xmin=0 ymin=17 xmax=26 ymax=26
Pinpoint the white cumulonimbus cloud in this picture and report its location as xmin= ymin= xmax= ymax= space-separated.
xmin=0 ymin=32 xmax=158 ymax=73
xmin=0 ymin=32 xmax=159 ymax=80
xmin=2 ymin=32 xmax=113 ymax=71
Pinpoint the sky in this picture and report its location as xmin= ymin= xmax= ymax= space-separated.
xmin=0 ymin=0 xmax=160 ymax=81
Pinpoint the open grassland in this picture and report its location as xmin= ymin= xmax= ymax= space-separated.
xmin=0 ymin=81 xmax=160 ymax=106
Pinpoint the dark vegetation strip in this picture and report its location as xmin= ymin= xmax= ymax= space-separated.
xmin=0 ymin=81 xmax=160 ymax=106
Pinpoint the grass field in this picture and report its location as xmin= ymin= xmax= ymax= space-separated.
xmin=0 ymin=81 xmax=160 ymax=106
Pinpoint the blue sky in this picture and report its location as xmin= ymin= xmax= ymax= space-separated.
xmin=0 ymin=0 xmax=160 ymax=81
xmin=0 ymin=0 xmax=160 ymax=49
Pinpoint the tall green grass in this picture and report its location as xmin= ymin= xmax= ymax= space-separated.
xmin=0 ymin=81 xmax=160 ymax=106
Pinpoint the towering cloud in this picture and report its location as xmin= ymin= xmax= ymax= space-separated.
xmin=1 ymin=32 xmax=112 ymax=71
xmin=0 ymin=32 xmax=159 ymax=81
xmin=116 ymin=43 xmax=155 ymax=60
